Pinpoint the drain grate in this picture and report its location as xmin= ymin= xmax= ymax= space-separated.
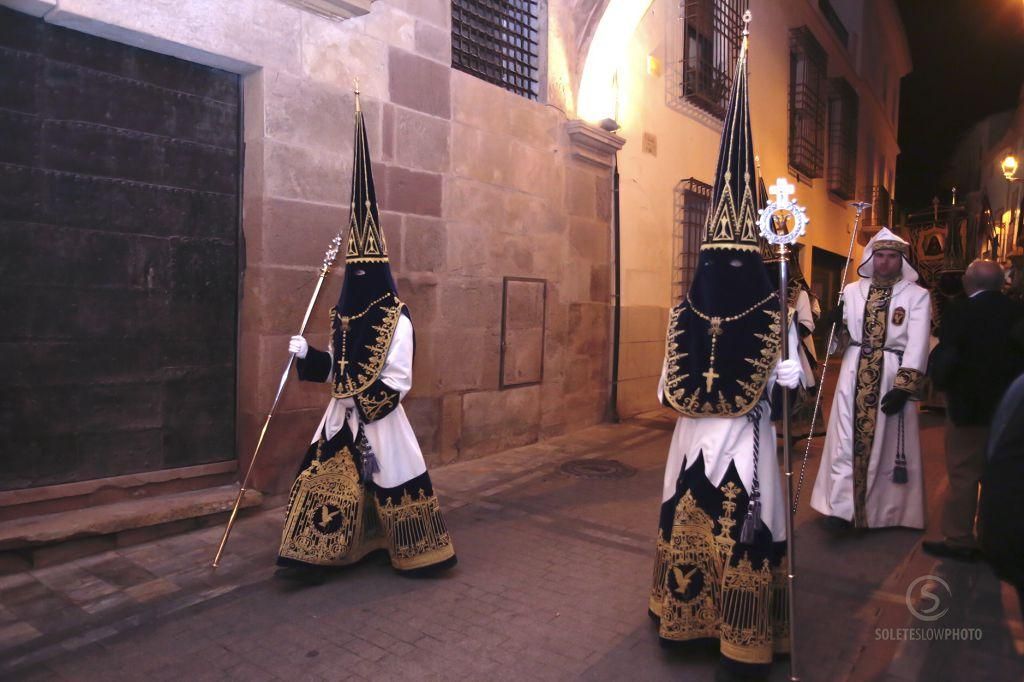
xmin=558 ymin=458 xmax=637 ymax=480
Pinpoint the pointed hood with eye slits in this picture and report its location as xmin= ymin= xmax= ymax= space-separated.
xmin=662 ymin=16 xmax=781 ymax=418
xmin=330 ymin=90 xmax=408 ymax=400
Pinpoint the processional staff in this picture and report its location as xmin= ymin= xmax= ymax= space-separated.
xmin=757 ymin=177 xmax=810 ymax=682
xmin=210 ymin=82 xmax=364 ymax=568
xmin=211 ymin=232 xmax=343 ymax=568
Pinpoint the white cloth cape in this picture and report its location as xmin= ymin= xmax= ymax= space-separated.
xmin=810 ymin=277 xmax=931 ymax=528
xmin=309 ymin=315 xmax=427 ymax=490
xmin=657 ymin=323 xmax=803 ymax=541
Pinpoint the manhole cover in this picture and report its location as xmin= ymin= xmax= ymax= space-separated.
xmin=558 ymin=459 xmax=637 ymax=480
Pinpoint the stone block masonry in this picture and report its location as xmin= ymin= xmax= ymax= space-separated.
xmin=3 ymin=0 xmax=619 ymax=501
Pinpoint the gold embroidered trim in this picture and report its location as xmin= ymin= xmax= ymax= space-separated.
xmin=356 ymin=383 xmax=400 ymax=422
xmin=852 ymin=285 xmax=892 ymax=528
xmin=872 ymin=239 xmax=909 ymax=256
xmin=771 ymin=558 xmax=790 ymax=653
xmin=376 ymin=489 xmax=455 ymax=571
xmin=335 ymin=293 xmax=393 ymax=323
xmin=650 ymin=482 xmax=787 ymax=663
xmin=278 ymin=447 xmax=384 ymax=566
xmin=331 ymin=296 xmax=403 ymax=399
xmin=663 ymin=306 xmax=781 ymax=417
xmin=345 ymin=109 xmax=389 ymax=264
xmin=720 ymin=554 xmax=774 ymax=664
xmin=280 ymin=443 xmax=456 ymax=570
xmin=686 ymin=291 xmax=777 ymax=324
xmin=650 ymin=488 xmax=734 ymax=642
xmin=699 ymin=243 xmax=761 ymax=252
xmin=893 ymin=368 xmax=923 ymax=397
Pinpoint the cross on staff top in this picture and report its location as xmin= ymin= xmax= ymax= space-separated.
xmin=768 ymin=177 xmax=796 ymax=205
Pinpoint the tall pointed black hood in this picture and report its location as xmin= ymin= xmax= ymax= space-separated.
xmin=330 ymin=90 xmax=407 ymax=400
xmin=662 ymin=14 xmax=781 ymax=418
xmin=337 ymin=91 xmax=398 ymax=316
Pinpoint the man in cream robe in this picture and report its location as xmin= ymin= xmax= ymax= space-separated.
xmin=811 ymin=228 xmax=931 ymax=530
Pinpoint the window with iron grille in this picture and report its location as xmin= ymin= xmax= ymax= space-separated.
xmin=452 ymin=0 xmax=540 ymax=100
xmin=788 ymin=27 xmax=827 ymax=179
xmin=827 ymin=77 xmax=858 ymax=199
xmin=676 ymin=0 xmax=745 ymax=119
xmin=818 ymin=0 xmax=849 ymax=48
xmin=673 ymin=178 xmax=713 ymax=303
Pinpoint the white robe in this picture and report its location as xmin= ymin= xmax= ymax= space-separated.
xmin=793 ymin=289 xmax=818 ymax=387
xmin=657 ymin=324 xmax=803 ymax=541
xmin=810 ymin=278 xmax=931 ymax=529
xmin=309 ymin=315 xmax=427 ymax=490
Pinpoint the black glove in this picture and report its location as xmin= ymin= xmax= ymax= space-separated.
xmin=822 ymin=300 xmax=844 ymax=328
xmin=880 ymin=388 xmax=910 ymax=415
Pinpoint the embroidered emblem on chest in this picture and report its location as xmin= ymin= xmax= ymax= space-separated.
xmin=892 ymin=307 xmax=906 ymax=326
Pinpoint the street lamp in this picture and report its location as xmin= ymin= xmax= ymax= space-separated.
xmin=1000 ymin=155 xmax=1020 ymax=258
xmin=1003 ymin=154 xmax=1019 ymax=181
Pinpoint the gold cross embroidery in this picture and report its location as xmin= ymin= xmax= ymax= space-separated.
xmin=702 ymin=367 xmax=720 ymax=392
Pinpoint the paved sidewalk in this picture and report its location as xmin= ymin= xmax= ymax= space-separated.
xmin=0 ymin=411 xmax=1021 ymax=681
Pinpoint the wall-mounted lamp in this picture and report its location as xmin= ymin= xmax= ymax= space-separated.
xmin=1002 ymin=154 xmax=1019 ymax=181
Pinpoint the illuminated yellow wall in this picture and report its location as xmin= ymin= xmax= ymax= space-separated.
xmin=584 ymin=0 xmax=911 ymax=416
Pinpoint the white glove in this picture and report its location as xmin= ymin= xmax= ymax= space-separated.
xmin=776 ymin=358 xmax=801 ymax=389
xmin=288 ymin=335 xmax=308 ymax=359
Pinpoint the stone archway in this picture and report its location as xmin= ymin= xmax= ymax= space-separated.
xmin=574 ymin=0 xmax=655 ymax=123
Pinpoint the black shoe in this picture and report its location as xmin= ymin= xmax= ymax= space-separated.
xmin=274 ymin=565 xmax=328 ymax=584
xmin=823 ymin=515 xmax=852 ymax=532
xmin=715 ymin=663 xmax=768 ymax=682
xmin=921 ymin=540 xmax=981 ymax=562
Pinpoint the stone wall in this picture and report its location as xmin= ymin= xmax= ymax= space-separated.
xmin=5 ymin=0 xmax=617 ymax=494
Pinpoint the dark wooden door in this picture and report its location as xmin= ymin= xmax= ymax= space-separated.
xmin=811 ymin=246 xmax=847 ymax=357
xmin=0 ymin=8 xmax=241 ymax=490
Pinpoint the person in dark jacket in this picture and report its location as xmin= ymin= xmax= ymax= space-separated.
xmin=924 ymin=259 xmax=1024 ymax=560
xmin=979 ymin=372 xmax=1024 ymax=613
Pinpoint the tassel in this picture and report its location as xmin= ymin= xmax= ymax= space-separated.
xmin=355 ymin=427 xmax=380 ymax=479
xmin=361 ymin=451 xmax=380 ymax=478
xmin=892 ymin=410 xmax=908 ymax=484
xmin=739 ymin=500 xmax=761 ymax=544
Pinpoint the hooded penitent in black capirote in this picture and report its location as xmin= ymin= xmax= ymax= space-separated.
xmin=330 ymin=96 xmax=406 ymax=408
xmin=660 ymin=23 xmax=780 ymax=418
xmin=278 ymin=92 xmax=455 ymax=576
xmin=650 ymin=16 xmax=790 ymax=676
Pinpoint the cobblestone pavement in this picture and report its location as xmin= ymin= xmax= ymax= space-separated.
xmin=1 ymin=410 xmax=1022 ymax=681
